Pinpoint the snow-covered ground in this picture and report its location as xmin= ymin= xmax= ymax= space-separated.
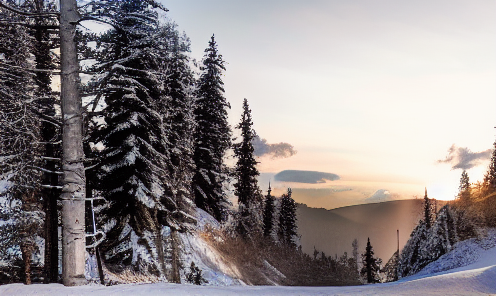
xmin=2 ymin=230 xmax=496 ymax=296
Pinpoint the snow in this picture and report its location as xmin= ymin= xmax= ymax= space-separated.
xmin=2 ymin=228 xmax=496 ymax=295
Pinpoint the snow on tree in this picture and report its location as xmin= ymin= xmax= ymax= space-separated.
xmin=86 ymin=0 xmax=173 ymax=276
xmin=156 ymin=21 xmax=198 ymax=283
xmin=486 ymin=136 xmax=496 ymax=194
xmin=0 ymin=8 xmax=45 ymax=284
xmin=192 ymin=35 xmax=232 ymax=222
xmin=277 ymin=188 xmax=298 ymax=247
xmin=398 ymin=205 xmax=459 ymax=278
xmin=360 ymin=238 xmax=382 ymax=283
xmin=423 ymin=188 xmax=433 ymax=229
xmin=458 ymin=170 xmax=471 ymax=205
xmin=233 ymin=98 xmax=263 ymax=238
xmin=262 ymin=183 xmax=275 ymax=239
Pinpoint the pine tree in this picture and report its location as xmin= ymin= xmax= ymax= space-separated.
xmin=263 ymin=183 xmax=275 ymax=238
xmin=88 ymin=0 xmax=172 ymax=275
xmin=157 ymin=22 xmax=197 ymax=283
xmin=486 ymin=136 xmax=496 ymax=194
xmin=277 ymin=188 xmax=298 ymax=247
xmin=0 ymin=9 xmax=45 ymax=284
xmin=458 ymin=170 xmax=470 ymax=205
xmin=352 ymin=238 xmax=359 ymax=272
xmin=234 ymin=98 xmax=262 ymax=237
xmin=360 ymin=238 xmax=382 ymax=283
xmin=424 ymin=188 xmax=432 ymax=229
xmin=193 ymin=35 xmax=231 ymax=221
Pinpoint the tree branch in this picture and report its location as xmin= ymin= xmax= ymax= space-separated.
xmin=0 ymin=1 xmax=59 ymax=18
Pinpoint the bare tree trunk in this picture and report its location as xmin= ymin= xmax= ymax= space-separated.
xmin=59 ymin=0 xmax=86 ymax=286
xmin=170 ymin=227 xmax=181 ymax=284
xmin=20 ymin=243 xmax=33 ymax=285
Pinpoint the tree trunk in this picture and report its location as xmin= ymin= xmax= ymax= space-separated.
xmin=170 ymin=227 xmax=181 ymax=284
xmin=20 ymin=242 xmax=33 ymax=285
xmin=59 ymin=0 xmax=86 ymax=286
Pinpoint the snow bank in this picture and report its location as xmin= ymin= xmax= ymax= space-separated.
xmin=2 ymin=231 xmax=496 ymax=295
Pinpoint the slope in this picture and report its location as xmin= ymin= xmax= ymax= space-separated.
xmin=297 ymin=199 xmax=428 ymax=261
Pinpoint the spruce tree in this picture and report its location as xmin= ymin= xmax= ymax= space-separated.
xmin=0 ymin=13 xmax=44 ymax=284
xmin=157 ymin=22 xmax=197 ymax=283
xmin=360 ymin=238 xmax=382 ymax=283
xmin=263 ymin=183 xmax=275 ymax=238
xmin=193 ymin=35 xmax=231 ymax=221
xmin=458 ymin=170 xmax=470 ymax=204
xmin=277 ymin=188 xmax=298 ymax=247
xmin=234 ymin=98 xmax=262 ymax=237
xmin=424 ymin=188 xmax=432 ymax=229
xmin=486 ymin=136 xmax=496 ymax=194
xmin=88 ymin=0 xmax=172 ymax=275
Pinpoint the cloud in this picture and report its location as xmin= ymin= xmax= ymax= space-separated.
xmin=274 ymin=170 xmax=340 ymax=184
xmin=252 ymin=135 xmax=297 ymax=159
xmin=365 ymin=189 xmax=400 ymax=203
xmin=437 ymin=144 xmax=492 ymax=170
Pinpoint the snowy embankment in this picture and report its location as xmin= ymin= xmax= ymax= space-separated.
xmin=2 ymin=230 xmax=496 ymax=295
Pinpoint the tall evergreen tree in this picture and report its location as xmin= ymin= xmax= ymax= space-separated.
xmin=193 ymin=35 xmax=231 ymax=221
xmin=277 ymin=188 xmax=298 ymax=247
xmin=88 ymin=0 xmax=172 ymax=275
xmin=263 ymin=183 xmax=275 ymax=238
xmin=360 ymin=237 xmax=382 ymax=283
xmin=0 ymin=11 xmax=44 ymax=284
xmin=234 ymin=98 xmax=262 ymax=237
xmin=157 ymin=22 xmax=197 ymax=283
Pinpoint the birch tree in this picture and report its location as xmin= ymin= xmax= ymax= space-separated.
xmin=59 ymin=0 xmax=86 ymax=286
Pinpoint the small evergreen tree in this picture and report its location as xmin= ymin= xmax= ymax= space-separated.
xmin=185 ymin=262 xmax=208 ymax=285
xmin=234 ymin=98 xmax=262 ymax=237
xmin=486 ymin=137 xmax=496 ymax=194
xmin=352 ymin=238 xmax=359 ymax=272
xmin=458 ymin=170 xmax=470 ymax=204
xmin=424 ymin=188 xmax=432 ymax=229
xmin=193 ymin=35 xmax=232 ymax=221
xmin=262 ymin=183 xmax=275 ymax=239
xmin=277 ymin=188 xmax=298 ymax=247
xmin=360 ymin=237 xmax=382 ymax=283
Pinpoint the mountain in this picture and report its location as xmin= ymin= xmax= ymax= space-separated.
xmin=297 ymin=199 xmax=438 ymax=261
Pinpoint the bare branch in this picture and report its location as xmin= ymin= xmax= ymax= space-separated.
xmin=0 ymin=1 xmax=59 ymax=18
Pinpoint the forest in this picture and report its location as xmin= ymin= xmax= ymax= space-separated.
xmin=1 ymin=0 xmax=496 ymax=289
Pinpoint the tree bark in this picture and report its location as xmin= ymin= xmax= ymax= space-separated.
xmin=20 ymin=242 xmax=33 ymax=285
xmin=59 ymin=0 xmax=86 ymax=286
xmin=170 ymin=227 xmax=181 ymax=284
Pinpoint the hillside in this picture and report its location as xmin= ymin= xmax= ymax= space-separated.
xmin=297 ymin=199 xmax=432 ymax=261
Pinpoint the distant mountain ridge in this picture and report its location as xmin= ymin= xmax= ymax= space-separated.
xmin=297 ymin=199 xmax=432 ymax=262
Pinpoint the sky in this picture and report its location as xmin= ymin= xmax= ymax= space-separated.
xmin=159 ymin=0 xmax=496 ymax=207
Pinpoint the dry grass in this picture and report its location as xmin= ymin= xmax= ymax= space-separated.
xmin=201 ymin=228 xmax=361 ymax=286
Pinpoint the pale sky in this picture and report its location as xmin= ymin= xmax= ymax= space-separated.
xmin=160 ymin=0 xmax=496 ymax=205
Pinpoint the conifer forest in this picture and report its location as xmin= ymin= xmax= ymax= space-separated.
xmin=1 ymin=0 xmax=496 ymax=291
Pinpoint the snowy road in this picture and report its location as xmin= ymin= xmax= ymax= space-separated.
xmin=2 ymin=240 xmax=496 ymax=296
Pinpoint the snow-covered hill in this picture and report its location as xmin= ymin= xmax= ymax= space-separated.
xmin=2 ymin=229 xmax=496 ymax=295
